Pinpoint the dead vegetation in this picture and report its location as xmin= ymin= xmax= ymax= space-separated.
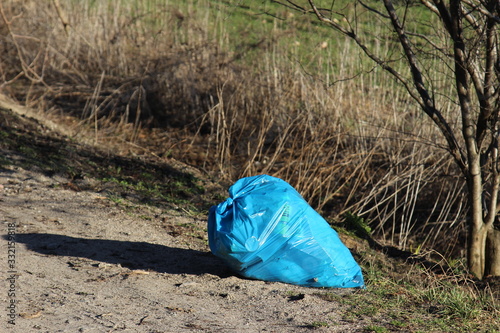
xmin=1 ymin=98 xmax=499 ymax=332
xmin=0 ymin=0 xmax=467 ymax=259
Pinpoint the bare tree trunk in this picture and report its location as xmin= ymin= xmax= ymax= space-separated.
xmin=468 ymin=222 xmax=488 ymax=278
xmin=485 ymin=228 xmax=500 ymax=276
xmin=466 ymin=160 xmax=488 ymax=278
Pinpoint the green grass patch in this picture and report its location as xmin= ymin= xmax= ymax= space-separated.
xmin=312 ymin=249 xmax=500 ymax=333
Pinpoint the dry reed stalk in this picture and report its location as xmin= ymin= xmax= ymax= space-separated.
xmin=0 ymin=0 xmax=466 ymax=258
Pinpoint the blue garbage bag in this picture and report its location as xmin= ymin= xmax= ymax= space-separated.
xmin=208 ymin=175 xmax=364 ymax=288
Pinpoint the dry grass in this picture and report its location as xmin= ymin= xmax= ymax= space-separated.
xmin=1 ymin=101 xmax=498 ymax=332
xmin=0 ymin=0 xmax=466 ymax=257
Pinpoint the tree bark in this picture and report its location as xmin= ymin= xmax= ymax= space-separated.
xmin=485 ymin=228 xmax=500 ymax=276
xmin=468 ymin=222 xmax=488 ymax=278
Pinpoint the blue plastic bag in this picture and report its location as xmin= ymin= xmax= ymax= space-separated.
xmin=208 ymin=175 xmax=364 ymax=288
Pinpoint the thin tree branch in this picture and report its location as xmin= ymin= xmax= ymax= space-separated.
xmin=305 ymin=1 xmax=423 ymax=104
xmin=461 ymin=0 xmax=484 ymax=32
xmin=420 ymin=0 xmax=440 ymax=17
xmin=463 ymin=0 xmax=500 ymax=24
xmin=477 ymin=9 xmax=499 ymax=147
xmin=406 ymin=31 xmax=453 ymax=57
xmin=432 ymin=0 xmax=454 ymax=34
xmin=358 ymin=0 xmax=390 ymax=19
xmin=383 ymin=0 xmax=468 ymax=174
xmin=271 ymin=0 xmax=309 ymax=14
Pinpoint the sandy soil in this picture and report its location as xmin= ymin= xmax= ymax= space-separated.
xmin=0 ymin=159 xmax=366 ymax=333
xmin=0 ymin=98 xmax=364 ymax=332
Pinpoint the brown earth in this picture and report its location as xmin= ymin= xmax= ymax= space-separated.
xmin=0 ymin=96 xmax=366 ymax=332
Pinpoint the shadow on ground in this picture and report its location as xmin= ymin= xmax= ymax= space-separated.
xmin=11 ymin=233 xmax=231 ymax=277
xmin=0 ymin=106 xmax=223 ymax=212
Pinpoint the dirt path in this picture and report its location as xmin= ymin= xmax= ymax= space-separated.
xmin=0 ymin=100 xmax=362 ymax=332
xmin=0 ymin=161 xmax=364 ymax=333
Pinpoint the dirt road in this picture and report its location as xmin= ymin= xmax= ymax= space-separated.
xmin=0 ymin=99 xmax=362 ymax=332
